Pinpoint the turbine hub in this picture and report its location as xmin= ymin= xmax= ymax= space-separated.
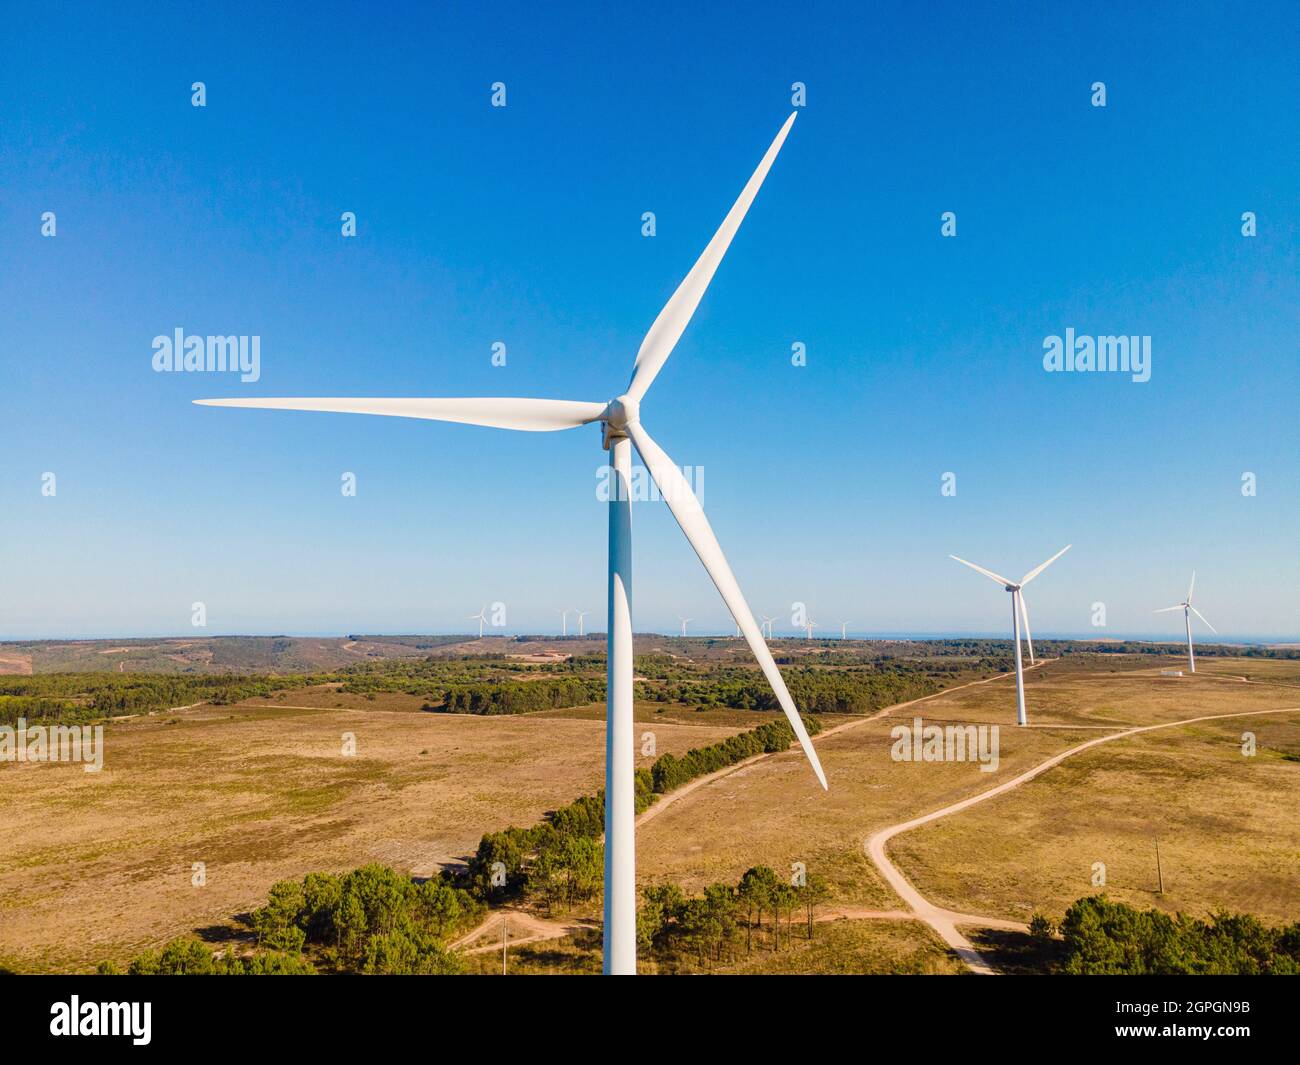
xmin=604 ymin=394 xmax=639 ymax=430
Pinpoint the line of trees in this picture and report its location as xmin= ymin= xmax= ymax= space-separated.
xmin=640 ymin=668 xmax=951 ymax=715
xmin=340 ymin=653 xmax=600 ymax=696
xmin=1054 ymin=895 xmax=1300 ymax=974
xmin=429 ymin=677 xmax=606 ymax=715
xmin=638 ymin=866 xmax=831 ymax=969
xmin=0 ymin=673 xmax=319 ymax=727
xmin=99 ymin=939 xmax=314 ymax=975
xmin=650 ymin=716 xmax=823 ymax=792
xmin=465 ymin=716 xmax=822 ymax=907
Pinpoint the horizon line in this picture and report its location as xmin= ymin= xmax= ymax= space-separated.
xmin=2 ymin=630 xmax=1296 ymax=647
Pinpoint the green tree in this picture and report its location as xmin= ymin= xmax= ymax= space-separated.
xmin=796 ymin=873 xmax=831 ymax=939
xmin=737 ymin=866 xmax=779 ymax=952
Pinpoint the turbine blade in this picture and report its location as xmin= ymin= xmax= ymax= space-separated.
xmin=626 ymin=421 xmax=826 ymax=789
xmin=1154 ymin=605 xmax=1185 ymax=613
xmin=1018 ymin=591 xmax=1035 ymax=664
xmin=194 ymin=396 xmax=607 ymax=432
xmin=949 ymin=555 xmax=1014 ymax=587
xmin=1190 ymin=605 xmax=1217 ymax=634
xmin=626 ymin=113 xmax=797 ymax=402
xmin=1187 ymin=570 xmax=1196 ymax=604
xmin=1020 ymin=544 xmax=1071 ymax=586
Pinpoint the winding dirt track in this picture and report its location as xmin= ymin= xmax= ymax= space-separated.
xmin=636 ymin=662 xmax=1049 ymax=828
xmin=866 ymin=706 xmax=1299 ymax=974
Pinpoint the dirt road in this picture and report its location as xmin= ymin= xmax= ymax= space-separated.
xmin=864 ymin=705 xmax=1299 ymax=974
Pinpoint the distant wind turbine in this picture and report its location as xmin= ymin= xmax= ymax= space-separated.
xmin=557 ymin=608 xmax=571 ymax=637
xmin=760 ymin=614 xmax=776 ymax=639
xmin=575 ymin=610 xmax=589 ymax=637
xmin=803 ymin=617 xmax=819 ymax=639
xmin=950 ymin=545 xmax=1070 ymax=726
xmin=676 ymin=615 xmax=693 ymax=638
xmin=840 ymin=621 xmax=850 ymax=640
xmin=194 ymin=112 xmax=824 ymax=976
xmin=1155 ymin=571 xmax=1216 ymax=673
xmin=467 ymin=605 xmax=488 ymax=638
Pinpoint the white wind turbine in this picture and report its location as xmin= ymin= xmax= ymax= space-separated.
xmin=195 ymin=112 xmax=824 ymax=977
xmin=760 ymin=614 xmax=777 ymax=639
xmin=1155 ymin=571 xmax=1216 ymax=673
xmin=803 ymin=617 xmax=819 ymax=639
xmin=575 ymin=610 xmax=589 ymax=637
xmin=839 ymin=621 xmax=850 ymax=640
xmin=467 ymin=605 xmax=488 ymax=638
xmin=950 ymin=545 xmax=1070 ymax=726
xmin=676 ymin=615 xmax=693 ymax=638
xmin=557 ymin=608 xmax=571 ymax=637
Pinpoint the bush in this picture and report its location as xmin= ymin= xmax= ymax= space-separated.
xmin=116 ymin=939 xmax=314 ymax=976
xmin=1029 ymin=912 xmax=1055 ymax=940
xmin=1058 ymin=895 xmax=1300 ymax=975
xmin=107 ymin=863 xmax=486 ymax=976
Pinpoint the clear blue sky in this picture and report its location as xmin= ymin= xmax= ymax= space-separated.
xmin=2 ymin=1 xmax=1296 ymax=641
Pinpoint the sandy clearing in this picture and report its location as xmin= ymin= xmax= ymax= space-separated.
xmin=0 ymin=652 xmax=34 ymax=675
xmin=451 ymin=908 xmax=594 ymax=955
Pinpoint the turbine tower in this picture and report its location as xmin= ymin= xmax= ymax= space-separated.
xmin=839 ymin=621 xmax=850 ymax=640
xmin=575 ymin=610 xmax=589 ymax=637
xmin=760 ymin=614 xmax=776 ymax=639
xmin=676 ymin=615 xmax=693 ymax=638
xmin=557 ymin=608 xmax=570 ymax=637
xmin=1155 ymin=571 xmax=1216 ymax=673
xmin=950 ymin=546 xmax=1070 ymax=726
xmin=804 ymin=617 xmax=818 ymax=639
xmin=467 ymin=605 xmax=488 ymax=638
xmin=195 ymin=112 xmax=825 ymax=976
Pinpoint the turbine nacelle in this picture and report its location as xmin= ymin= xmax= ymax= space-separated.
xmin=601 ymin=395 xmax=639 ymax=448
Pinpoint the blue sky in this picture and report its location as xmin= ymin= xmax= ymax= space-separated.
xmin=1 ymin=1 xmax=1296 ymax=641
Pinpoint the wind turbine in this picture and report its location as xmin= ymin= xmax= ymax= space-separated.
xmin=760 ymin=614 xmax=777 ymax=639
xmin=194 ymin=112 xmax=824 ymax=976
xmin=676 ymin=615 xmax=693 ymax=638
xmin=575 ymin=610 xmax=589 ymax=637
xmin=804 ymin=617 xmax=819 ymax=639
xmin=839 ymin=621 xmax=850 ymax=640
xmin=557 ymin=608 xmax=571 ymax=637
xmin=950 ymin=545 xmax=1070 ymax=726
xmin=467 ymin=605 xmax=488 ymax=638
xmin=1155 ymin=571 xmax=1215 ymax=673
